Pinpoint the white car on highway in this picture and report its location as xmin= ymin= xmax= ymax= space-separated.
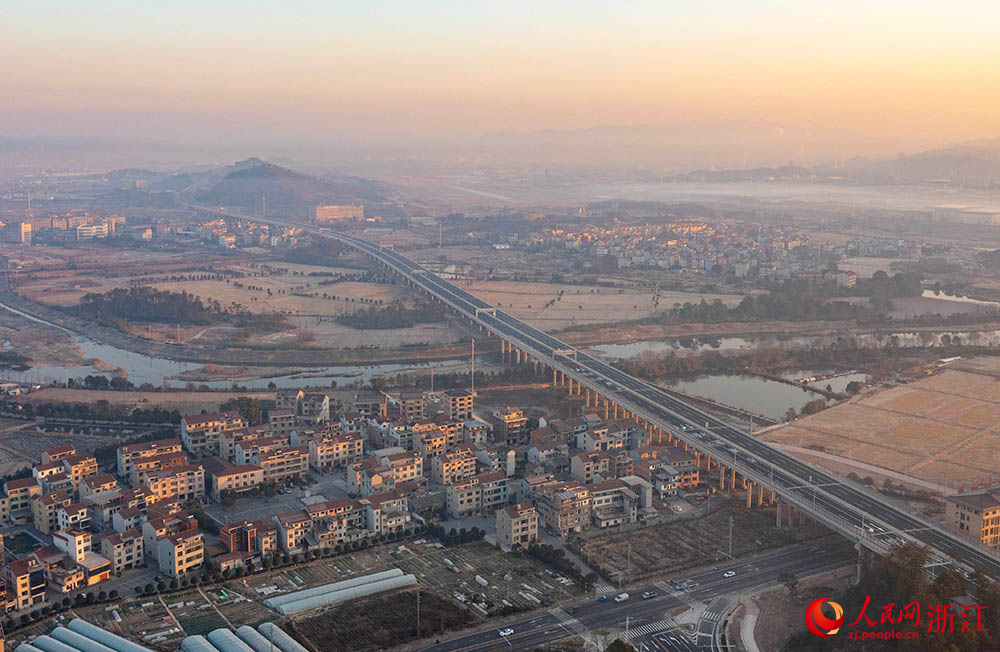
xmin=723 ymin=571 xmax=736 ymax=578
xmin=498 ymin=628 xmax=514 ymax=637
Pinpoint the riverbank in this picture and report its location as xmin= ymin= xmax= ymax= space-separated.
xmin=7 ymin=271 xmax=1000 ymax=379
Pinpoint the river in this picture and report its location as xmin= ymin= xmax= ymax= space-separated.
xmin=0 ymin=300 xmax=483 ymax=390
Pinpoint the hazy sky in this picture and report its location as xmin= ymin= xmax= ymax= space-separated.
xmin=3 ymin=1 xmax=999 ymax=150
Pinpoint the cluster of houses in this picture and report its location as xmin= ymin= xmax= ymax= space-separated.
xmin=0 ymin=385 xmax=704 ymax=614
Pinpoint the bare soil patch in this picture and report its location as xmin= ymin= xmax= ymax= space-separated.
xmin=761 ymin=363 xmax=1000 ymax=488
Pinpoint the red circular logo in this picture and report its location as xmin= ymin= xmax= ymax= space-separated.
xmin=805 ymin=597 xmax=845 ymax=637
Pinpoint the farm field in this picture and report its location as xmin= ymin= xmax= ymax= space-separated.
xmin=760 ymin=362 xmax=1000 ymax=488
xmin=464 ymin=279 xmax=740 ymax=329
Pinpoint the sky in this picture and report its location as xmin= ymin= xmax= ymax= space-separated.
xmin=3 ymin=1 xmax=1000 ymax=158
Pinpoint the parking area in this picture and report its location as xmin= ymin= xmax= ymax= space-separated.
xmin=203 ymin=479 xmax=349 ymax=524
xmin=392 ymin=541 xmax=585 ymax=614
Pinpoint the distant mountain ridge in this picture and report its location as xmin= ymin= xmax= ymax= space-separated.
xmin=196 ymin=160 xmax=393 ymax=217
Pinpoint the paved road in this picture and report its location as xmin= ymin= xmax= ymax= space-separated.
xmin=417 ymin=540 xmax=855 ymax=651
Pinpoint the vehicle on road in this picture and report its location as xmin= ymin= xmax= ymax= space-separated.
xmin=615 ymin=593 xmax=629 ymax=603
xmin=671 ymin=505 xmax=683 ymax=512
xmin=598 ymin=595 xmax=609 ymax=601
xmin=641 ymin=591 xmax=656 ymax=600
xmin=498 ymin=628 xmax=514 ymax=637
xmin=723 ymin=571 xmax=736 ymax=578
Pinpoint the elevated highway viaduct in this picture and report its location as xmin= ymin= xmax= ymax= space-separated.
xmin=182 ymin=197 xmax=1000 ymax=579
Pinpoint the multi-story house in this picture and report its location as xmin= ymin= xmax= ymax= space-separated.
xmin=101 ymin=527 xmax=144 ymax=575
xmin=5 ymin=477 xmax=42 ymax=524
xmin=219 ymin=427 xmax=270 ymax=463
xmin=527 ymin=442 xmax=568 ymax=466
xmin=275 ymin=389 xmax=304 ymax=414
xmin=308 ymin=432 xmax=364 ymax=471
xmin=589 ymin=479 xmax=639 ymax=529
xmin=431 ymin=445 xmax=477 ymax=485
xmin=496 ymin=502 xmax=539 ymax=551
xmin=476 ymin=445 xmax=516 ymax=477
xmin=117 ymin=438 xmax=183 ymax=482
xmin=41 ymin=445 xmax=76 ymax=465
xmin=534 ymin=482 xmax=591 ymax=537
xmin=235 ymin=435 xmax=289 ymax=465
xmin=32 ymin=546 xmax=84 ymax=594
xmin=462 ymin=419 xmax=491 ymax=445
xmin=353 ymin=391 xmax=387 ymax=419
xmin=445 ymin=477 xmax=482 ymax=519
xmin=267 ymin=409 xmax=297 ymax=436
xmin=203 ymin=457 xmax=264 ymax=501
xmin=300 ymin=392 xmax=330 ymax=424
xmin=62 ymin=453 xmax=99 ymax=487
xmin=254 ymin=446 xmax=309 ymax=484
xmin=273 ymin=510 xmax=312 ymax=553
xmin=414 ymin=427 xmax=448 ymax=458
xmin=947 ymin=491 xmax=1000 ymax=550
xmin=181 ymin=411 xmax=248 ymax=457
xmin=360 ymin=492 xmax=410 ymax=536
xmin=219 ymin=519 xmax=277 ymax=558
xmin=378 ymin=451 xmax=424 ymax=485
xmin=79 ymin=474 xmax=119 ymax=500
xmin=4 ymin=556 xmax=46 ymax=610
xmin=53 ymin=528 xmax=111 ymax=585
xmin=477 ymin=471 xmax=510 ymax=514
xmin=57 ymin=502 xmax=91 ymax=531
xmin=489 ymin=408 xmax=528 ymax=446
xmin=32 ymin=490 xmax=72 ymax=534
xmin=132 ymin=452 xmax=189 ymax=488
xmin=146 ymin=465 xmax=205 ymax=502
xmin=158 ymin=531 xmax=204 ymax=578
xmin=142 ymin=511 xmax=198 ymax=560
xmin=398 ymin=391 xmax=426 ymax=422
xmin=445 ymin=389 xmax=476 ymax=421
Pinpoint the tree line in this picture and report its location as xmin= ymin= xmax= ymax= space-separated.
xmin=337 ymin=301 xmax=449 ymax=330
xmin=75 ymin=285 xmax=285 ymax=330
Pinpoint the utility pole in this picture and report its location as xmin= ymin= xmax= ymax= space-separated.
xmin=728 ymin=516 xmax=734 ymax=557
xmin=627 ymin=542 xmax=631 ymax=586
xmin=470 ymin=338 xmax=476 ymax=392
xmin=416 ymin=590 xmax=420 ymax=636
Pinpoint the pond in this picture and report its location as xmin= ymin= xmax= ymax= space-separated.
xmin=660 ymin=373 xmax=833 ymax=421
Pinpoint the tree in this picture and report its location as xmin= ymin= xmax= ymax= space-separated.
xmin=605 ymin=640 xmax=636 ymax=652
xmin=845 ymin=380 xmax=863 ymax=395
xmin=145 ymin=583 xmax=155 ymax=595
xmin=779 ymin=572 xmax=799 ymax=596
xmin=784 ymin=407 xmax=797 ymax=422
